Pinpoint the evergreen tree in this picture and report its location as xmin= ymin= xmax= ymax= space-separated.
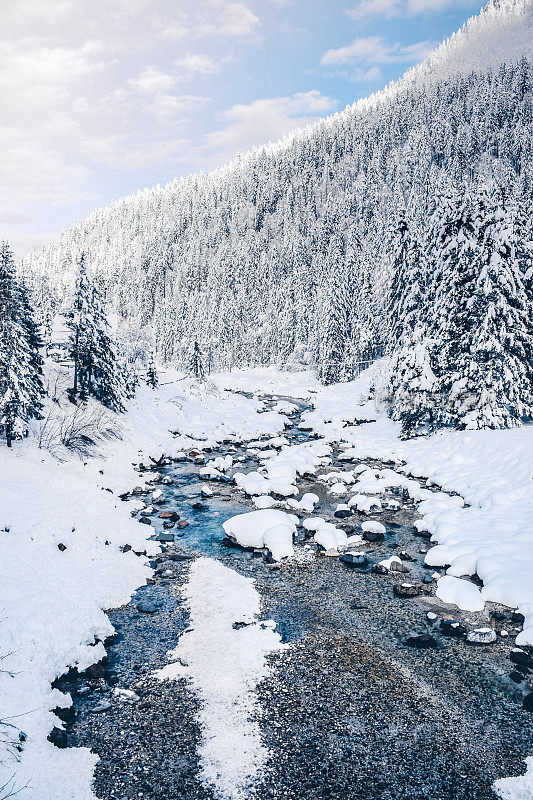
xmin=146 ymin=353 xmax=158 ymax=389
xmin=388 ymin=327 xmax=438 ymax=438
xmin=431 ymin=184 xmax=532 ymax=428
xmin=190 ymin=341 xmax=205 ymax=381
xmin=0 ymin=241 xmax=45 ymax=446
xmin=386 ymin=209 xmax=425 ymax=349
xmin=65 ymin=254 xmax=124 ymax=411
xmin=318 ymin=231 xmax=349 ymax=385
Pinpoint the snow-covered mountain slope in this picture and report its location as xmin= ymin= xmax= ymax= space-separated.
xmin=20 ymin=0 xmax=533 ymax=370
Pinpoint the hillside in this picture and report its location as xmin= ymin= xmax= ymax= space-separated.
xmin=20 ymin=0 xmax=533 ymax=374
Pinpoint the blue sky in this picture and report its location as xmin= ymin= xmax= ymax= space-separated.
xmin=2 ymin=0 xmax=484 ymax=257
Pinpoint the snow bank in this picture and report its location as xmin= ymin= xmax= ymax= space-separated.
xmin=156 ymin=558 xmax=284 ymax=799
xmin=494 ymin=757 xmax=533 ymax=800
xmin=0 ymin=446 xmax=155 ymax=800
xmin=211 ymin=367 xmax=320 ymax=399
xmin=436 ymin=575 xmax=485 ymax=613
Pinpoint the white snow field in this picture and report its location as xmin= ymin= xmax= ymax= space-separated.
xmin=156 ymin=558 xmax=284 ymax=800
xmin=0 ymin=366 xmax=288 ymax=800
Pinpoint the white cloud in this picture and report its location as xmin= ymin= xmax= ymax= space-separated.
xmin=321 ymin=35 xmax=433 ymax=66
xmin=150 ymin=93 xmax=212 ymax=121
xmin=129 ymin=66 xmax=179 ymax=94
xmin=201 ymin=90 xmax=338 ymax=165
xmin=163 ymin=1 xmax=260 ymax=40
xmin=347 ymin=0 xmax=477 ymax=16
xmin=175 ymin=53 xmax=222 ymax=75
xmin=346 ymin=0 xmax=402 ymax=19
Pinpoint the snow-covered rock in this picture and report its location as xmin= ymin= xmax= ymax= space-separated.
xmin=436 ymin=575 xmax=485 ymax=612
xmin=222 ymin=509 xmax=298 ymax=559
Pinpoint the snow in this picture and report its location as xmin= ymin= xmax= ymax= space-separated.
xmin=361 ymin=521 xmax=386 ymax=535
xmin=0 ymin=366 xmax=292 ymax=798
xmin=287 ymin=492 xmax=319 ymax=512
xmin=314 ymin=522 xmax=348 ymax=551
xmin=211 ymin=368 xmax=319 ymax=399
xmin=156 ymin=558 xmax=284 ymax=799
xmin=494 ymin=758 xmax=533 ymax=800
xmin=253 ymin=494 xmax=277 ymax=509
xmin=222 ymin=509 xmax=298 ymax=559
xmin=436 ymin=575 xmax=486 ymax=613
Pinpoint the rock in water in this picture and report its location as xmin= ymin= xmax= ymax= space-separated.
xmin=466 ymin=627 xmax=497 ymax=645
xmin=406 ymin=633 xmax=438 ymax=649
xmin=340 ymin=553 xmax=367 ymax=567
xmin=523 ymin=693 xmax=533 ymax=712
xmin=510 ymin=649 xmax=533 ymax=670
xmin=155 ymin=531 xmax=174 ymax=542
xmin=136 ymin=601 xmax=159 ymax=614
xmin=362 ymin=529 xmax=384 ymax=543
xmin=158 ymin=511 xmax=180 ymax=521
xmin=440 ymin=620 xmax=467 ymax=638
xmin=393 ymin=583 xmax=420 ymax=598
xmin=91 ymin=700 xmax=112 ymax=713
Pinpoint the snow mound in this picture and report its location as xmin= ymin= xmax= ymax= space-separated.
xmin=222 ymin=509 xmax=298 ymax=560
xmin=436 ymin=575 xmax=485 ymax=612
xmin=156 ymin=558 xmax=283 ymax=799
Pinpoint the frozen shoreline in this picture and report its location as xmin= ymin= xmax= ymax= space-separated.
xmin=1 ymin=365 xmax=532 ymax=798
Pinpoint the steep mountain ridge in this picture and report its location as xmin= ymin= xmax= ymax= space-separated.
xmin=20 ymin=0 xmax=533 ymax=372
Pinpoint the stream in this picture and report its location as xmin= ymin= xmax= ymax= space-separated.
xmin=55 ymin=395 xmax=533 ymax=800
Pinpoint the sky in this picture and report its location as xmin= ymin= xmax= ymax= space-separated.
xmin=2 ymin=0 xmax=485 ymax=258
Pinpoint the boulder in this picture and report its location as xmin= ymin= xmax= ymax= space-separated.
xmin=510 ymin=649 xmax=533 ymax=671
xmin=393 ymin=583 xmax=420 ymax=598
xmin=340 ymin=553 xmax=367 ymax=567
xmin=362 ymin=529 xmax=384 ymax=543
xmin=440 ymin=619 xmax=467 ymax=639
xmin=136 ymin=601 xmax=159 ymax=614
xmin=522 ymin=693 xmax=533 ymax=712
xmin=466 ymin=627 xmax=497 ymax=645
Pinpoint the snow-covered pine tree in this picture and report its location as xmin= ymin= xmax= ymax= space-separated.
xmin=190 ymin=341 xmax=205 ymax=381
xmin=85 ymin=279 xmax=124 ymax=411
xmin=146 ymin=353 xmax=158 ymax=389
xmin=388 ymin=327 xmax=438 ymax=438
xmin=431 ymin=183 xmax=532 ymax=428
xmin=65 ymin=254 xmax=124 ymax=411
xmin=0 ymin=241 xmax=45 ymax=446
xmin=386 ymin=209 xmax=425 ymax=350
xmin=318 ymin=231 xmax=350 ymax=385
